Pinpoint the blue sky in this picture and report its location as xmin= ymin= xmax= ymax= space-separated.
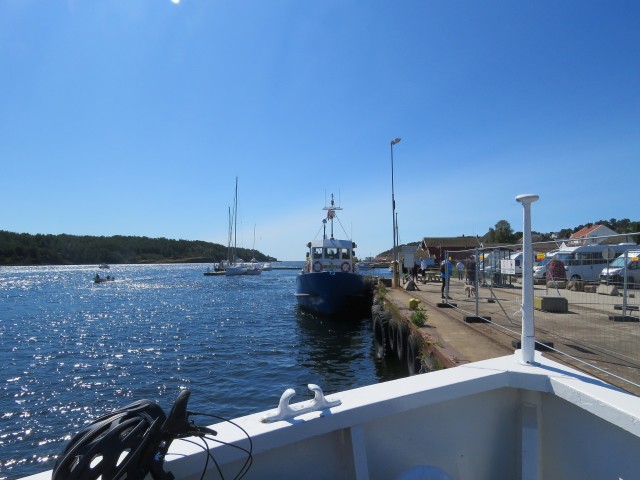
xmin=1 ymin=1 xmax=638 ymax=261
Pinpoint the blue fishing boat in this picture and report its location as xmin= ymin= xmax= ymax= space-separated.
xmin=295 ymin=194 xmax=368 ymax=316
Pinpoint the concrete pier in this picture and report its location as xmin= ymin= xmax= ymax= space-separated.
xmin=380 ymin=283 xmax=510 ymax=370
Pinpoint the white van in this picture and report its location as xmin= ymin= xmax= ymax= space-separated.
xmin=564 ymin=244 xmax=637 ymax=283
xmin=504 ymin=251 xmax=537 ymax=275
xmin=599 ymin=250 xmax=640 ymax=288
xmin=533 ymin=248 xmax=576 ymax=281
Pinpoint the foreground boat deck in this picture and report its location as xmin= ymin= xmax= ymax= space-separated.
xmin=22 ymin=353 xmax=640 ymax=480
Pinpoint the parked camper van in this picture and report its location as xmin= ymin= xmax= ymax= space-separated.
xmin=599 ymin=249 xmax=640 ymax=288
xmin=503 ymin=251 xmax=538 ymax=275
xmin=563 ymin=244 xmax=637 ymax=283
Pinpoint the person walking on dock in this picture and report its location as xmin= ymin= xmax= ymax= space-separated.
xmin=466 ymin=260 xmax=476 ymax=286
xmin=440 ymin=258 xmax=453 ymax=298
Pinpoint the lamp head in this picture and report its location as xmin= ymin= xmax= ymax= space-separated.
xmin=516 ymin=194 xmax=539 ymax=204
xmin=391 ymin=138 xmax=401 ymax=145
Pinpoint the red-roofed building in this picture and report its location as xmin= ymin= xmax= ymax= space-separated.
xmin=569 ymin=224 xmax=618 ymax=245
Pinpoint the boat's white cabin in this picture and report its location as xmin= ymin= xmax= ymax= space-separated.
xmin=304 ymin=238 xmax=357 ymax=273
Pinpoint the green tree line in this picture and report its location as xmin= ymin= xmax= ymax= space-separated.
xmin=0 ymin=231 xmax=275 ymax=266
xmin=487 ymin=218 xmax=640 ymax=244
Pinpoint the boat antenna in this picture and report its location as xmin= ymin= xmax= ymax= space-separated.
xmin=323 ymin=193 xmax=342 ymax=240
xmin=516 ymin=193 xmax=540 ymax=365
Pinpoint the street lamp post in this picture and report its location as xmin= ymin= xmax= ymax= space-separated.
xmin=390 ymin=137 xmax=401 ymax=287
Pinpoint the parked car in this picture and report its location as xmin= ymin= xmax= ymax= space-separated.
xmin=600 ymin=249 xmax=640 ymax=288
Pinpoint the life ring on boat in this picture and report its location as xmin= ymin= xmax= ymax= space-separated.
xmin=341 ymin=262 xmax=350 ymax=272
xmin=313 ymin=261 xmax=322 ymax=272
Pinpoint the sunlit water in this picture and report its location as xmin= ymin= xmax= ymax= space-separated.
xmin=0 ymin=263 xmax=401 ymax=479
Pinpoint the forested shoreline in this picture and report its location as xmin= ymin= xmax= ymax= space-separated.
xmin=0 ymin=231 xmax=275 ymax=265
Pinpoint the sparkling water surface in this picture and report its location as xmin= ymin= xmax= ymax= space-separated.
xmin=0 ymin=264 xmax=401 ymax=479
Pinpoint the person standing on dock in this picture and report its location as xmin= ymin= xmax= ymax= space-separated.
xmin=456 ymin=260 xmax=465 ymax=280
xmin=440 ymin=258 xmax=453 ymax=298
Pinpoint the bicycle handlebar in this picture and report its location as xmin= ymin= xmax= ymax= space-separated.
xmin=149 ymin=389 xmax=218 ymax=480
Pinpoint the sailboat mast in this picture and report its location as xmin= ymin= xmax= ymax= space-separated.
xmin=227 ymin=206 xmax=232 ymax=263
xmin=233 ymin=177 xmax=238 ymax=263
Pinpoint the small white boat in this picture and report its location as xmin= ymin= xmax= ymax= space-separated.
xmin=93 ymin=273 xmax=115 ymax=284
xmin=203 ymin=264 xmax=226 ymax=276
xmin=225 ymin=265 xmax=248 ymax=276
xmin=356 ymin=261 xmax=374 ymax=270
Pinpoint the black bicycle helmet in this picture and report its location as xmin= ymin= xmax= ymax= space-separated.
xmin=52 ymin=399 xmax=167 ymax=480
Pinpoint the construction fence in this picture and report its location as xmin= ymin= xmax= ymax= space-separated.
xmin=437 ymin=234 xmax=640 ymax=394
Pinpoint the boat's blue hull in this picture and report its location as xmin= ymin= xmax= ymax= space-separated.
xmin=295 ymin=271 xmax=368 ymax=316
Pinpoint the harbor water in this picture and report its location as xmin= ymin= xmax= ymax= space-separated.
xmin=0 ymin=263 xmax=400 ymax=479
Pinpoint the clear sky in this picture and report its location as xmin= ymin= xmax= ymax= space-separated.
xmin=1 ymin=1 xmax=638 ymax=261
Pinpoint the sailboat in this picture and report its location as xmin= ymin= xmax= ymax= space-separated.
xmin=225 ymin=178 xmax=248 ymax=276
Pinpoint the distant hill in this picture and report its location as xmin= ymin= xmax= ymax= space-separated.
xmin=0 ymin=231 xmax=276 ymax=266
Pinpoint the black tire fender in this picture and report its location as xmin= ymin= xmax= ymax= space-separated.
xmin=373 ymin=314 xmax=388 ymax=358
xmin=378 ymin=311 xmax=392 ymax=353
xmin=406 ymin=332 xmax=422 ymax=376
xmin=395 ymin=321 xmax=409 ymax=361
xmin=388 ymin=319 xmax=398 ymax=353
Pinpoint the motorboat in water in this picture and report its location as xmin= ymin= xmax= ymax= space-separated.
xmin=21 ymin=194 xmax=640 ymax=480
xmin=203 ymin=263 xmax=226 ymax=276
xmin=93 ymin=273 xmax=115 ymax=283
xmin=294 ymin=194 xmax=368 ymax=316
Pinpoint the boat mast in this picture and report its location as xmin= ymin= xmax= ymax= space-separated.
xmin=323 ymin=193 xmax=342 ymax=240
xmin=227 ymin=206 xmax=232 ymax=263
xmin=233 ymin=177 xmax=238 ymax=263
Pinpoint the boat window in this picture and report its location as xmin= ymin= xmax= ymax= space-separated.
xmin=340 ymin=248 xmax=350 ymax=260
xmin=312 ymin=247 xmax=323 ymax=259
xmin=325 ymin=247 xmax=338 ymax=259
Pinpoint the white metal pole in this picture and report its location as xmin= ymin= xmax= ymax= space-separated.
xmin=390 ymin=138 xmax=401 ymax=287
xmin=516 ymin=193 xmax=539 ymax=364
